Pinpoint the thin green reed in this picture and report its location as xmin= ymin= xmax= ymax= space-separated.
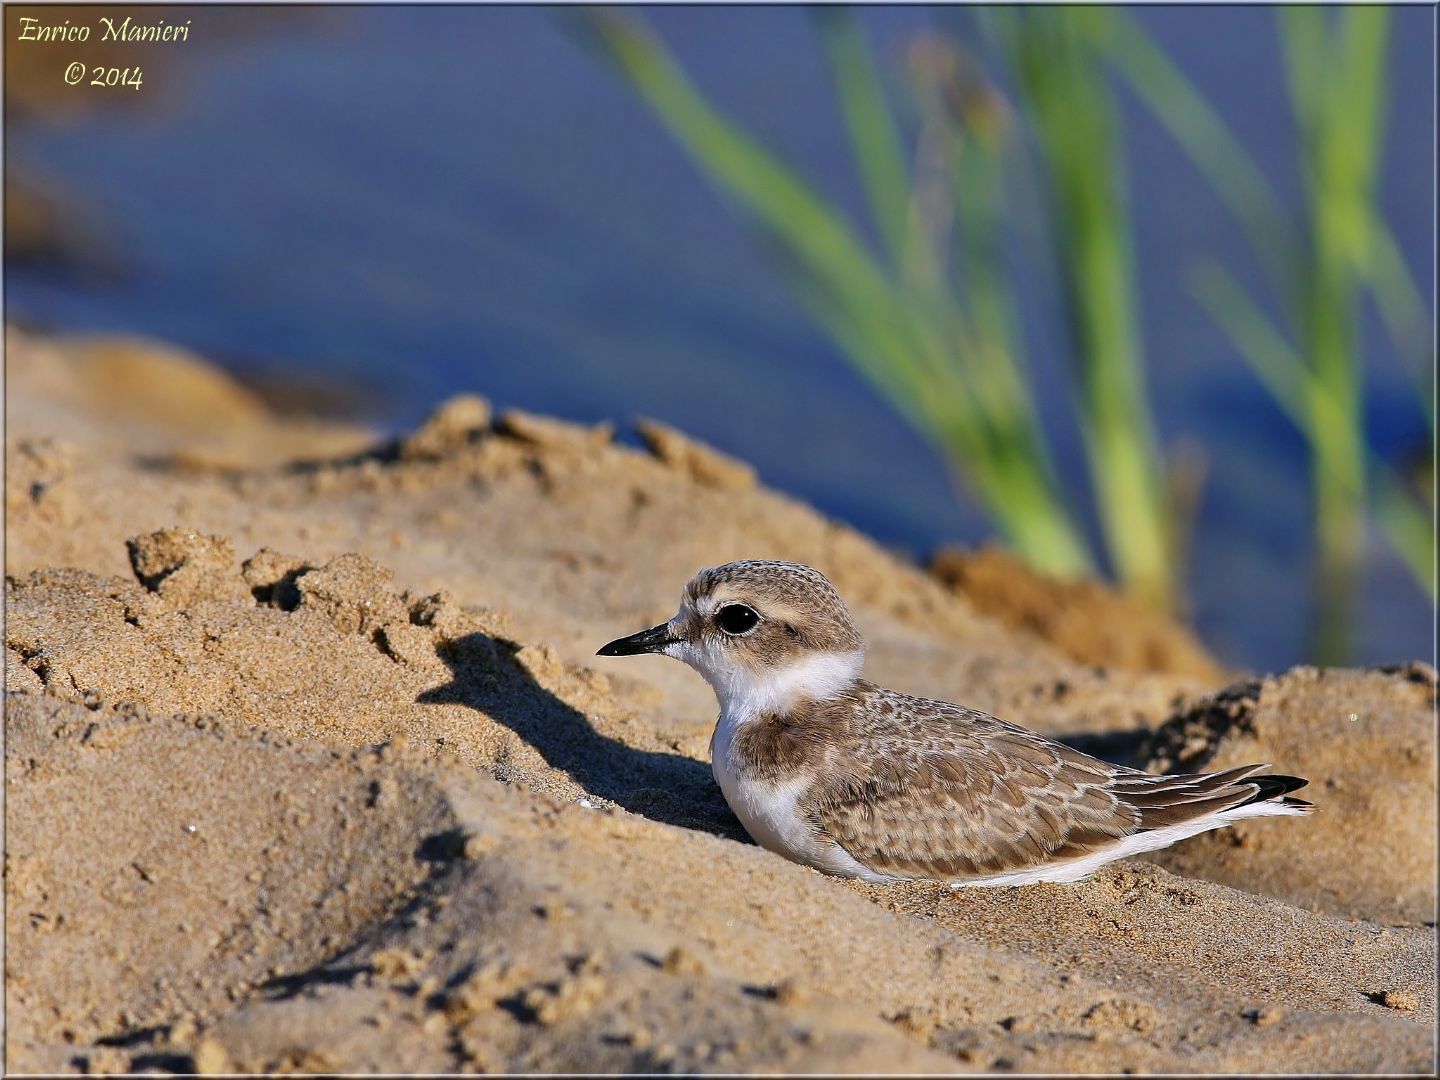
xmin=982 ymin=8 xmax=1175 ymax=611
xmin=1107 ymin=6 xmax=1432 ymax=660
xmin=585 ymin=8 xmax=1098 ymax=582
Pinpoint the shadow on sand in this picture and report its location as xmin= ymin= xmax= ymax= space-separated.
xmin=418 ymin=632 xmax=746 ymax=841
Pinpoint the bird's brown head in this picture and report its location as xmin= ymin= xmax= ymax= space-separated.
xmin=597 ymin=560 xmax=865 ymax=712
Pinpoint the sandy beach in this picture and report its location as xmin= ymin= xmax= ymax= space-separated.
xmin=5 ymin=326 xmax=1435 ymax=1073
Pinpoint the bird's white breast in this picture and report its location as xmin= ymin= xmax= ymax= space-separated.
xmin=670 ymin=639 xmax=877 ymax=877
xmin=709 ymin=699 xmax=881 ymax=881
xmin=710 ymin=715 xmax=813 ymax=858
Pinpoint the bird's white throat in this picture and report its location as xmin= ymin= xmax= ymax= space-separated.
xmin=667 ymin=641 xmax=864 ymax=723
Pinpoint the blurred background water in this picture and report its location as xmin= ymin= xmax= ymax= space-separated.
xmin=5 ymin=4 xmax=1434 ymax=671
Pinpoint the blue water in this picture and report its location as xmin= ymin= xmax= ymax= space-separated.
xmin=6 ymin=5 xmax=1434 ymax=671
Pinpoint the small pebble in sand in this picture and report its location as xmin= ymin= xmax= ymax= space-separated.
xmin=370 ymin=948 xmax=425 ymax=982
xmin=888 ymin=1006 xmax=940 ymax=1042
xmin=1372 ymin=989 xmax=1419 ymax=1011
xmin=660 ymin=945 xmax=706 ymax=977
xmin=189 ymin=1037 xmax=231 ymax=1075
xmin=772 ymin=977 xmax=809 ymax=1007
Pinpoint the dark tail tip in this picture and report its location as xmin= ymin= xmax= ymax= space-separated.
xmin=1245 ymin=773 xmax=1310 ymax=806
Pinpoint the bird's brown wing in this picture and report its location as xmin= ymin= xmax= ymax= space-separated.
xmin=804 ymin=704 xmax=1273 ymax=881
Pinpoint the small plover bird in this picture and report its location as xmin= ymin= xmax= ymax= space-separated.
xmin=598 ymin=560 xmax=1311 ymax=886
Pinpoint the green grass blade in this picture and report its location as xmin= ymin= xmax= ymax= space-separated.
xmin=1376 ymin=471 xmax=1437 ymax=600
xmin=584 ymin=13 xmax=889 ymax=300
xmin=905 ymin=40 xmax=1094 ymax=573
xmin=1196 ymin=262 xmax=1434 ymax=603
xmin=585 ymin=9 xmax=1096 ymax=578
xmin=1366 ymin=222 xmax=1437 ymax=433
xmin=814 ymin=8 xmax=913 ymax=271
xmin=1190 ymin=262 xmax=1312 ymax=431
xmin=1277 ymin=6 xmax=1388 ymax=663
xmin=1104 ymin=11 xmax=1302 ymax=303
xmin=1278 ymin=6 xmax=1330 ymax=152
xmin=997 ymin=9 xmax=1175 ymax=609
xmin=584 ymin=11 xmax=948 ymax=406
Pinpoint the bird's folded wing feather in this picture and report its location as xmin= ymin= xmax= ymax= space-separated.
xmin=804 ymin=706 xmax=1264 ymax=880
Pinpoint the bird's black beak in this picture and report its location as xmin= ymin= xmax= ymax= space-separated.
xmin=596 ymin=622 xmax=675 ymax=657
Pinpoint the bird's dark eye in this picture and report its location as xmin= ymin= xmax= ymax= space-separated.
xmin=715 ymin=604 xmax=759 ymax=635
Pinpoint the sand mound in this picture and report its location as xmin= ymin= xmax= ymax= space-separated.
xmin=1139 ymin=665 xmax=1438 ymax=924
xmin=6 ymin=695 xmax=938 ymax=1074
xmin=8 ymin=535 xmax=1434 ymax=1073
xmin=4 ymin=695 xmax=456 ymax=1073
xmin=932 ymin=543 xmax=1226 ymax=681
xmin=8 ymin=687 xmax=1431 ymax=1074
xmin=5 ymin=328 xmax=1436 ymax=1073
xmin=4 ymin=326 xmax=374 ymax=469
xmin=6 ymin=532 xmax=730 ymax=827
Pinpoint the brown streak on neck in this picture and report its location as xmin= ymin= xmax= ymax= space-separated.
xmin=728 ymin=692 xmax=859 ymax=781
